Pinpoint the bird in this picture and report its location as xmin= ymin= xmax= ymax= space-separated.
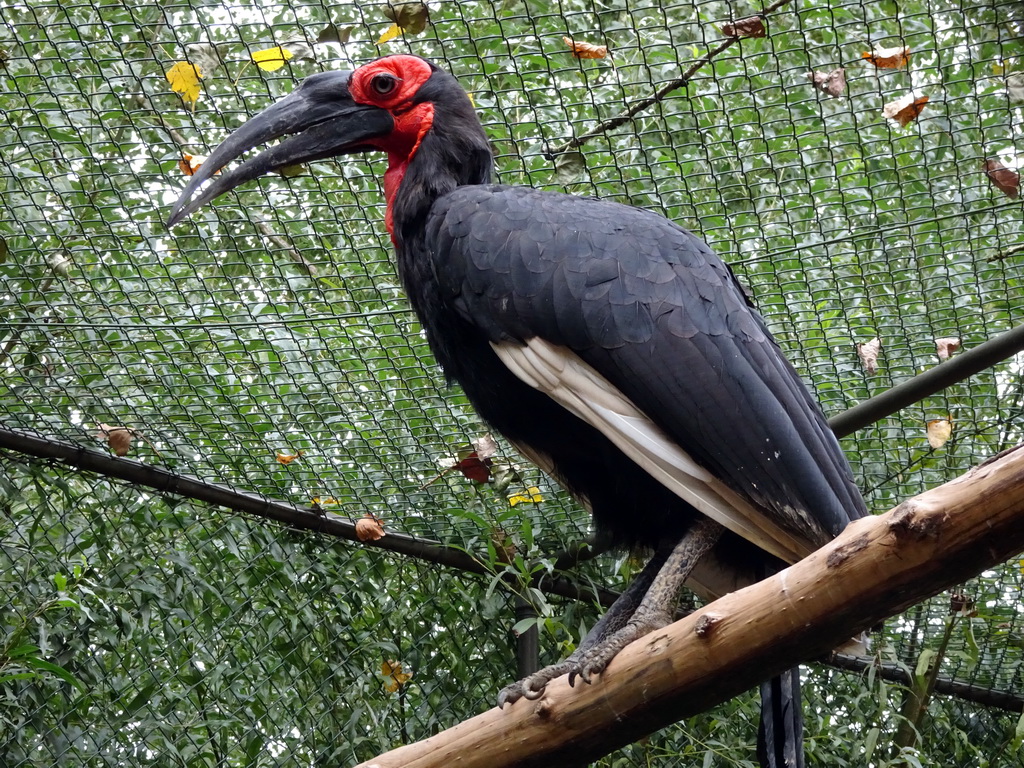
xmin=168 ymin=54 xmax=867 ymax=767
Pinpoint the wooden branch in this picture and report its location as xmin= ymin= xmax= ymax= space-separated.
xmin=353 ymin=445 xmax=1024 ymax=768
xmin=0 ymin=426 xmax=621 ymax=609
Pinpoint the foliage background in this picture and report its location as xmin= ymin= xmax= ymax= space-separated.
xmin=1 ymin=0 xmax=1023 ymax=765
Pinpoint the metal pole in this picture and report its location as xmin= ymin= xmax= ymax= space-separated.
xmin=829 ymin=323 xmax=1024 ymax=438
xmin=514 ymin=596 xmax=540 ymax=678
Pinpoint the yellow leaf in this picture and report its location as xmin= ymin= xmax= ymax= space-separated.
xmin=251 ymin=45 xmax=294 ymax=72
xmin=310 ymin=496 xmax=340 ymax=506
xmin=927 ymin=419 xmax=952 ymax=450
xmin=508 ymin=486 xmax=544 ymax=507
xmin=376 ymin=22 xmax=402 ymax=45
xmin=381 ymin=659 xmax=412 ymax=692
xmin=166 ymin=61 xmax=203 ymax=104
xmin=276 ymin=449 xmax=304 ymax=465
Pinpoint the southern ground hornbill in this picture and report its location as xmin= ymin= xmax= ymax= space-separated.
xmin=169 ymin=55 xmax=867 ymax=766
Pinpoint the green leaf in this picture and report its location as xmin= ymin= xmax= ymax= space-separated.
xmin=24 ymin=657 xmax=85 ymax=691
xmin=511 ymin=617 xmax=540 ymax=635
xmin=554 ymin=151 xmax=586 ymax=184
xmin=123 ymin=682 xmax=159 ymax=716
xmin=6 ymin=644 xmax=41 ymax=659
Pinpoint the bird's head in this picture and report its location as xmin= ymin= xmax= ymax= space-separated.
xmin=167 ymin=55 xmax=488 ymax=229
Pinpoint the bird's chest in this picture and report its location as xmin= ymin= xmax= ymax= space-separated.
xmin=398 ymin=242 xmax=511 ymax=399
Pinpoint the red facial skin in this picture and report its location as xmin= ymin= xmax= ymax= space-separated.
xmin=348 ymin=55 xmax=436 ymax=240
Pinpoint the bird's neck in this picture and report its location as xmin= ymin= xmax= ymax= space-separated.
xmin=386 ymin=115 xmax=492 ymax=250
xmin=377 ymin=102 xmax=437 ymax=242
xmin=382 ymin=155 xmax=414 ymax=241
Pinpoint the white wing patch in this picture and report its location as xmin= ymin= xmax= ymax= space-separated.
xmin=491 ymin=337 xmax=817 ymax=565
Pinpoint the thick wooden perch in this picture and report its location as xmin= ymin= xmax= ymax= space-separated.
xmin=354 ymin=445 xmax=1024 ymax=768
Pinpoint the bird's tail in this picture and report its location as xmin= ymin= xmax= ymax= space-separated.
xmin=757 ymin=667 xmax=805 ymax=768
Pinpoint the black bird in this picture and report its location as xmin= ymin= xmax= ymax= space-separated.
xmin=169 ymin=55 xmax=867 ymax=767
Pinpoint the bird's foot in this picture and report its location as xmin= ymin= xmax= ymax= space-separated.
xmin=497 ymin=660 xmax=579 ymax=708
xmin=566 ymin=613 xmax=670 ymax=687
xmin=496 ymin=612 xmax=671 ymax=708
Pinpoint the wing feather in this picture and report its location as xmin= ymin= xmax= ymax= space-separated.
xmin=425 ymin=184 xmax=866 ymax=555
xmin=492 ymin=338 xmax=816 ymax=563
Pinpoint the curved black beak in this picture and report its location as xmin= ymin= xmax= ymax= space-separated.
xmin=167 ymin=70 xmax=393 ymax=226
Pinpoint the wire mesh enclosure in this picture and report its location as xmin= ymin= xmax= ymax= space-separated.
xmin=1 ymin=0 xmax=1023 ymax=765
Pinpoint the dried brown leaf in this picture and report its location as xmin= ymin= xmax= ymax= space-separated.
xmin=882 ymin=92 xmax=928 ymax=127
xmin=490 ymin=528 xmax=517 ymax=564
xmin=317 ymin=23 xmax=354 ymax=45
xmin=381 ymin=659 xmax=412 ymax=692
xmin=949 ymin=592 xmax=977 ymax=617
xmin=563 ymin=36 xmax=608 ymax=59
xmin=472 ymin=433 xmax=498 ymax=461
xmin=184 ymin=43 xmax=225 ymax=77
xmin=383 ymin=2 xmax=430 ymax=35
xmin=934 ymin=337 xmax=961 ymax=361
xmin=178 ymin=153 xmax=219 ymax=177
xmin=927 ymin=418 xmax=952 ymax=449
xmin=806 ymin=68 xmax=846 ymax=97
xmin=1008 ymin=73 xmax=1024 ymax=103
xmin=281 ymin=40 xmax=313 ymax=61
xmin=721 ymin=16 xmax=766 ymax=38
xmin=555 ymin=150 xmax=586 ymax=184
xmin=862 ymin=46 xmax=910 ymax=69
xmin=95 ymin=423 xmax=133 ymax=456
xmin=47 ymin=252 xmax=71 ymax=276
xmin=983 ymin=159 xmax=1020 ymax=199
xmin=857 ymin=337 xmax=881 ymax=375
xmin=355 ymin=514 xmax=386 ymax=541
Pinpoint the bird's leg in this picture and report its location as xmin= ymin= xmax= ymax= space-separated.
xmin=497 ymin=545 xmax=671 ymax=708
xmin=568 ymin=518 xmax=723 ymax=685
xmin=497 ymin=518 xmax=723 ymax=707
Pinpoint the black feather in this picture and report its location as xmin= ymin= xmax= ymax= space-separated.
xmin=415 ymin=186 xmax=865 ymax=544
xmin=759 ymin=668 xmax=806 ymax=768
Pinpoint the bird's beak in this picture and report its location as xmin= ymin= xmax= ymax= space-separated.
xmin=167 ymin=70 xmax=394 ymax=226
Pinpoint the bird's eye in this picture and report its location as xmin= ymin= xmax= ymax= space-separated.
xmin=371 ymin=74 xmax=398 ymax=96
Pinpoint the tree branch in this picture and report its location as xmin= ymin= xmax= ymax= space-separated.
xmin=547 ymin=0 xmax=796 ymax=157
xmin=0 ymin=426 xmax=619 ymax=609
xmin=353 ymin=444 xmax=1024 ymax=768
